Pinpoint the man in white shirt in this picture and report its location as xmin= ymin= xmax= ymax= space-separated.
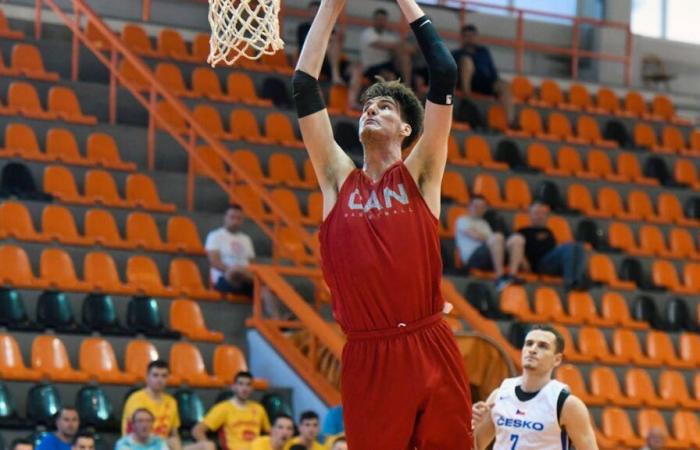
xmin=206 ymin=204 xmax=281 ymax=318
xmin=455 ymin=195 xmax=525 ymax=290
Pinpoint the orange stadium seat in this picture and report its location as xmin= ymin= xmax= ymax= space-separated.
xmin=515 ymin=108 xmax=556 ymax=140
xmin=155 ymin=101 xmax=188 ymax=134
xmin=0 ymin=200 xmax=47 ymax=242
xmin=568 ymin=84 xmax=595 ymax=111
xmin=11 ymin=44 xmax=59 ymax=81
xmin=617 ymin=153 xmax=658 ymax=185
xmin=40 ymin=248 xmax=89 ymax=291
xmin=191 ymin=67 xmax=228 ymax=101
xmin=126 ymin=212 xmax=169 ymax=252
xmin=538 ymin=79 xmax=568 ymax=109
xmin=169 ymin=342 xmax=223 ymax=387
xmin=672 ymin=411 xmax=700 ymax=449
xmin=274 ymin=226 xmax=312 ymax=265
xmin=635 ymin=123 xmax=672 ymax=153
xmin=170 ymin=299 xmax=224 ymax=342
xmin=233 ymin=184 xmax=269 ymax=220
xmin=510 ymin=75 xmax=534 ymax=103
xmin=119 ymin=60 xmax=149 ymax=92
xmin=84 ymin=251 xmax=133 ymax=295
xmin=226 ymin=73 xmax=271 ymax=107
xmin=327 ymin=84 xmax=352 ymax=116
xmin=80 ymin=337 xmax=137 ymax=384
xmin=85 ymin=169 xmax=130 ymax=208
xmin=261 ymin=51 xmax=293 ymax=74
xmin=547 ymin=112 xmax=586 ymax=144
xmin=601 ymin=292 xmax=648 ymax=329
xmin=647 ymin=330 xmax=694 ymax=369
xmin=679 ymin=333 xmax=700 ymax=366
xmin=441 ymin=171 xmax=469 ymax=204
xmin=608 ymin=222 xmax=644 ymax=255
xmin=42 ymin=205 xmax=90 ymax=246
xmin=2 ymin=123 xmax=51 ymax=161
xmin=526 ymin=143 xmax=557 ymax=174
xmin=591 ymin=367 xmax=641 ymax=407
xmin=303 ymin=159 xmax=318 ymax=188
xmin=473 ymin=174 xmax=509 ymax=208
xmin=552 ymin=325 xmax=592 ymax=363
xmin=85 ymin=21 xmax=111 ymax=51
xmin=31 ymin=335 xmax=89 ymax=382
xmin=639 ymin=226 xmax=671 ymax=257
xmin=192 ymin=145 xmax=227 ymax=179
xmin=625 ymin=91 xmax=649 ymax=117
xmin=86 ymin=133 xmax=136 ymax=171
xmin=557 ymin=146 xmax=596 ymax=178
xmin=43 ymin=165 xmax=89 ymax=204
xmin=659 ymin=370 xmax=700 ymax=409
xmin=307 ymin=192 xmax=323 ymax=224
xmin=127 ymin=255 xmax=172 ymax=298
xmin=533 ymin=287 xmax=577 ymax=324
xmin=567 ymin=291 xmax=614 ymax=327
xmin=126 ymin=174 xmax=176 ymax=212
xmin=674 ymin=159 xmax=700 ymax=189
xmin=167 ymin=216 xmax=204 ymax=254
xmin=589 ymin=253 xmax=635 ymax=289
xmin=192 ymin=33 xmax=210 ymax=62
xmin=465 ymin=136 xmax=507 ymax=170
xmin=193 ymin=105 xmax=231 ymax=140
xmin=46 ymin=128 xmax=89 ymax=166
xmin=229 ymin=109 xmax=273 ymax=145
xmin=157 ymin=29 xmax=195 ymax=61
xmin=555 ymin=364 xmax=604 ymax=406
xmin=230 ymin=149 xmax=270 ymax=184
xmin=614 ymin=329 xmax=662 ymax=367
xmin=169 ymin=258 xmax=220 ymax=300
xmin=499 ymin=285 xmax=538 ymax=322
xmin=48 ymin=87 xmax=97 ymax=125
xmin=270 ymin=188 xmax=316 ymax=225
xmin=595 ymin=87 xmax=622 ymax=115
xmin=576 ymin=115 xmax=617 ymax=148
xmin=265 ymin=112 xmax=304 ymax=148
xmin=683 ymin=263 xmax=700 ymax=293
xmin=567 ymin=184 xmax=604 ymax=217
xmin=661 ymin=126 xmax=686 ymax=153
xmin=0 ymin=10 xmax=24 ymax=39
xmin=122 ymin=24 xmax=156 ymax=56
xmin=487 ymin=104 xmax=509 ymax=133
xmin=638 ymin=409 xmax=687 ymax=449
xmin=0 ymin=49 xmax=20 ymax=77
xmin=651 ymin=95 xmax=674 ymax=120
xmin=213 ymin=345 xmax=269 ymax=389
xmin=601 ymin=407 xmax=645 ymax=448
xmin=125 ymin=339 xmax=158 ymax=378
xmin=587 ymin=150 xmax=625 ymax=181
xmin=447 ymin=135 xmax=470 ymax=166
xmin=628 ymin=190 xmax=663 ymax=223
xmin=84 ymin=209 xmax=129 ymax=249
xmin=268 ymin=153 xmax=305 ymax=188
xmin=7 ymin=82 xmax=56 ymax=120
xmin=579 ymin=327 xmax=627 ymax=364
xmin=669 ymin=228 xmax=700 ymax=260
xmin=658 ymin=193 xmax=699 ymax=226
xmin=597 ymin=187 xmax=635 ymax=220
xmin=0 ymin=333 xmax=42 ymax=381
xmin=155 ymin=63 xmax=195 ymax=98
xmin=503 ymin=177 xmax=531 ymax=209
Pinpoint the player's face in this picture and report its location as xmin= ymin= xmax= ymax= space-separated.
xmin=529 ymin=203 xmax=549 ymax=227
xmin=224 ymin=208 xmax=244 ymax=232
xmin=521 ymin=330 xmax=561 ymax=373
xmin=72 ymin=438 xmax=94 ymax=450
xmin=56 ymin=410 xmax=80 ymax=438
xmin=233 ymin=376 xmax=253 ymax=400
xmin=146 ymin=367 xmax=169 ymax=392
xmin=270 ymin=417 xmax=294 ymax=444
xmin=132 ymin=411 xmax=155 ymax=439
xmin=469 ymin=198 xmax=487 ymax=217
xmin=299 ymin=418 xmax=319 ymax=440
xmin=359 ymin=97 xmax=410 ymax=148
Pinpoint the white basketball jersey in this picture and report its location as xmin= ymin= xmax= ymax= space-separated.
xmin=491 ymin=376 xmax=570 ymax=450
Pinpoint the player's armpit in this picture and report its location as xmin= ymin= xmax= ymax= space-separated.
xmin=560 ymin=395 xmax=599 ymax=450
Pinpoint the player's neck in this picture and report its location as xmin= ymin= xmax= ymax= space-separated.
xmin=520 ymin=371 xmax=551 ymax=392
xmin=362 ymin=145 xmax=402 ymax=182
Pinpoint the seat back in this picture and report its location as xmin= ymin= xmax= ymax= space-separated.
xmin=230 ymin=149 xmax=265 ymax=180
xmin=126 ymin=212 xmax=163 ymax=247
xmin=193 ymin=105 xmax=226 ymax=137
xmin=122 ymin=24 xmax=153 ymax=54
xmin=0 ymin=380 xmax=19 ymax=421
xmin=127 ymin=256 xmax=165 ymax=291
xmin=441 ymin=171 xmax=469 ymax=204
xmin=0 ymin=245 xmax=34 ymax=285
xmin=597 ymin=187 xmax=625 ymax=217
xmin=83 ymin=252 xmax=122 ymax=290
xmin=658 ymin=370 xmax=691 ymax=403
xmin=555 ymin=364 xmax=588 ymax=397
xmin=539 ymin=79 xmax=563 ymax=106
xmin=8 ymin=82 xmax=43 ymax=111
xmin=569 ymin=84 xmax=592 ymax=109
xmin=36 ymin=291 xmax=76 ymax=329
xmin=31 ymin=335 xmax=75 ymax=372
xmin=76 ymin=385 xmax=115 ymax=428
xmin=5 ymin=123 xmax=41 ymax=156
xmin=155 ymin=63 xmax=188 ymax=94
xmin=46 ymin=128 xmax=81 ymax=161
xmin=11 ymin=44 xmax=47 ymax=73
xmin=227 ymin=73 xmax=258 ymax=100
xmin=48 ymin=87 xmax=84 ymax=116
xmin=0 ymin=288 xmax=30 ymax=326
xmin=26 ymin=383 xmax=62 ymax=426
xmin=472 ymin=174 xmax=502 ymax=205
xmin=591 ymin=367 xmax=624 ymax=399
xmin=625 ymin=91 xmax=648 ymax=116
xmin=125 ymin=339 xmax=159 ymax=377
xmin=85 ymin=170 xmax=121 ymax=203
xmin=79 ymin=337 xmax=121 ymax=375
xmin=639 ymin=225 xmax=667 ymax=255
xmin=213 ymin=345 xmax=248 ymax=383
xmin=170 ymin=299 xmax=208 ymax=334
xmin=548 ymin=112 xmax=573 ymax=139
xmin=192 ymin=67 xmax=223 ymax=97
xmin=578 ymin=327 xmax=612 ymax=359
xmin=127 ymin=296 xmax=166 ymax=333
xmin=0 ymin=200 xmax=38 ymax=237
xmin=175 ymin=389 xmax=205 ymax=429
xmin=511 ymin=76 xmax=533 ymax=102
xmin=84 ymin=209 xmax=122 ymax=245
xmin=40 ymin=248 xmax=79 ymax=287
xmin=167 ymin=216 xmax=203 ymax=252
xmin=170 ymin=342 xmax=208 ymax=378
xmin=86 ymin=133 xmax=123 ymax=165
xmin=125 ymin=174 xmax=167 ymax=208
xmin=519 ymin=108 xmax=543 ymax=134
xmin=265 ymin=112 xmax=297 ymax=142
xmin=157 ymin=28 xmax=188 ymax=57
xmin=0 ymin=333 xmax=31 ymax=371
xmin=601 ymin=292 xmax=633 ymax=324
xmin=169 ymin=258 xmax=207 ymax=291
xmin=82 ymin=293 xmax=119 ymax=331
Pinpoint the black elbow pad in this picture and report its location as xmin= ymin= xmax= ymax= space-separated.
xmin=292 ymin=70 xmax=326 ymax=118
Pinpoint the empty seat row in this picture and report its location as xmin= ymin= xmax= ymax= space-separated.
xmin=441 ymin=172 xmax=531 ymax=209
xmin=597 ymin=407 xmax=699 ymax=449
xmin=0 ymin=201 xmax=203 ymax=253
xmin=0 ymin=245 xmax=220 ymax=300
xmin=608 ymin=221 xmax=700 ymax=261
xmin=0 ymin=123 xmax=134 ymax=170
xmin=553 ymin=323 xmax=699 ymax=368
xmin=233 ymin=184 xmax=322 ymax=226
xmin=0 ymin=333 xmax=250 ymax=388
xmin=557 ymin=363 xmax=700 ymax=410
xmin=0 ymin=289 xmax=221 ymax=342
xmin=0 ymin=82 xmax=95 ymax=124
xmin=509 ymin=108 xmax=620 ymax=147
xmin=511 ymin=76 xmax=688 ymax=125
xmin=44 ymin=166 xmax=175 ymax=212
xmin=634 ymin=123 xmax=700 ymax=155
xmin=0 ymin=43 xmax=57 ymax=81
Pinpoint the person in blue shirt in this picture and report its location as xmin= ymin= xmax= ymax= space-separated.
xmin=320 ymin=405 xmax=344 ymax=439
xmin=37 ymin=408 xmax=80 ymax=450
xmin=452 ymin=24 xmax=514 ymax=122
xmin=115 ymin=409 xmax=169 ymax=450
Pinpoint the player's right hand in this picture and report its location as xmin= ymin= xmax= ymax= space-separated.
xmin=471 ymin=401 xmax=493 ymax=429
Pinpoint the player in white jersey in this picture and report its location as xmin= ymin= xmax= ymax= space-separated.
xmin=471 ymin=325 xmax=598 ymax=450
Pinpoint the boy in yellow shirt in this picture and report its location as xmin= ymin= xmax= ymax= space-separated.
xmin=122 ymin=360 xmax=181 ymax=450
xmin=284 ymin=412 xmax=323 ymax=450
xmin=250 ymin=415 xmax=294 ymax=450
xmin=191 ymin=372 xmax=270 ymax=450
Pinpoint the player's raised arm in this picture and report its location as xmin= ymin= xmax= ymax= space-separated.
xmin=398 ymin=0 xmax=457 ymax=214
xmin=294 ymin=0 xmax=355 ymax=205
xmin=560 ymin=395 xmax=599 ymax=450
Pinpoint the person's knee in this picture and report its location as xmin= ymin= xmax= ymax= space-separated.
xmin=507 ymin=233 xmax=525 ymax=248
xmin=488 ymin=233 xmax=504 ymax=246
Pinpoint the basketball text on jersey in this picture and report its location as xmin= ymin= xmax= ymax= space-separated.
xmin=347 ymin=183 xmax=409 ymax=211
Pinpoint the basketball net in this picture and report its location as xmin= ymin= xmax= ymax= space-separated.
xmin=207 ymin=0 xmax=285 ymax=66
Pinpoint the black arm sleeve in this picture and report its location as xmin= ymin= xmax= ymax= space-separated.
xmin=292 ymin=70 xmax=326 ymax=118
xmin=410 ymin=15 xmax=458 ymax=105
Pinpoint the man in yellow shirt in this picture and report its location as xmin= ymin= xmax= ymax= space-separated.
xmin=122 ymin=360 xmax=181 ymax=450
xmin=250 ymin=415 xmax=294 ymax=450
xmin=191 ymin=371 xmax=271 ymax=450
xmin=284 ymin=412 xmax=323 ymax=450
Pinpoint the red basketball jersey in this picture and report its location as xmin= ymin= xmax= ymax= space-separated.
xmin=319 ymin=162 xmax=444 ymax=332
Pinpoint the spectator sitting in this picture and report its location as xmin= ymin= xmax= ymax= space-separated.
xmin=285 ymin=411 xmax=323 ymax=450
xmin=514 ymin=201 xmax=587 ymax=291
xmin=10 ymin=438 xmax=34 ymax=450
xmin=250 ymin=414 xmax=294 ymax=450
xmin=71 ymin=432 xmax=94 ymax=450
xmin=116 ymin=409 xmax=168 ymax=450
xmin=348 ymin=8 xmax=414 ymax=109
xmin=455 ymin=196 xmax=525 ymax=291
xmin=296 ymin=1 xmax=349 ymax=85
xmin=206 ymin=204 xmax=282 ymax=319
xmin=121 ymin=360 xmax=181 ymax=450
xmin=328 ymin=437 xmax=347 ymax=450
xmin=320 ymin=405 xmax=343 ymax=440
xmin=639 ymin=426 xmax=666 ymax=450
xmin=452 ymin=24 xmax=513 ymax=122
xmin=190 ymin=371 xmax=270 ymax=450
xmin=37 ymin=407 xmax=80 ymax=450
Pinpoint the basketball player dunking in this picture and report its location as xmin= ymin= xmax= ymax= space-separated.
xmin=472 ymin=325 xmax=598 ymax=450
xmin=293 ymin=0 xmax=472 ymax=448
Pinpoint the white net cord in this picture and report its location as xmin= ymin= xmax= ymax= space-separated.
xmin=208 ymin=0 xmax=285 ymax=67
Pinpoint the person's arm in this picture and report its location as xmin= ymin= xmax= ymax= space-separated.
xmin=206 ymin=250 xmax=229 ymax=273
xmin=398 ymin=0 xmax=457 ymax=218
xmin=473 ymin=390 xmax=497 ymax=450
xmin=191 ymin=422 xmax=210 ymax=442
xmin=485 ymin=47 xmax=499 ymax=80
xmin=560 ymin=395 xmax=599 ymax=450
xmin=294 ymin=0 xmax=355 ymax=213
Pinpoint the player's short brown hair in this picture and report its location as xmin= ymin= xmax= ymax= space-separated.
xmin=361 ymin=79 xmax=424 ymax=149
xmin=527 ymin=324 xmax=565 ymax=354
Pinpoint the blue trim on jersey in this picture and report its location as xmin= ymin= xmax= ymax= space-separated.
xmin=560 ymin=430 xmax=569 ymax=450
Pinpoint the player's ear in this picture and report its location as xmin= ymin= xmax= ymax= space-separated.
xmin=553 ymin=352 xmax=563 ymax=368
xmin=400 ymin=122 xmax=412 ymax=138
